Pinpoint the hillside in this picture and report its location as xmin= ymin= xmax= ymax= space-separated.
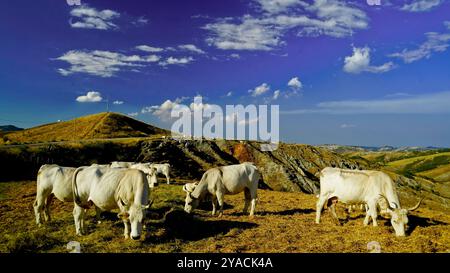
xmin=0 ymin=112 xmax=169 ymax=144
xmin=0 ymin=125 xmax=23 ymax=132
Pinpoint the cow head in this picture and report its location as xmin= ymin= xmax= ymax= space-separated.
xmin=379 ymin=195 xmax=422 ymax=236
xmin=132 ymin=163 xmax=158 ymax=188
xmin=183 ymin=182 xmax=200 ymax=214
xmin=146 ymin=166 xmax=158 ymax=188
xmin=118 ymin=199 xmax=148 ymax=240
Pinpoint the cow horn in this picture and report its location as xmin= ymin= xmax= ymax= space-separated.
xmin=379 ymin=194 xmax=395 ymax=210
xmin=144 ymin=199 xmax=154 ymax=209
xmin=408 ymin=198 xmax=423 ymax=211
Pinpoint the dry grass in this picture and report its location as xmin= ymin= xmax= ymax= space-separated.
xmin=1 ymin=112 xmax=168 ymax=144
xmin=0 ymin=180 xmax=449 ymax=253
xmin=418 ymin=164 xmax=450 ymax=182
xmin=387 ymin=152 xmax=450 ymax=169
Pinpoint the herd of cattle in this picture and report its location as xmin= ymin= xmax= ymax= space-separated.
xmin=33 ymin=161 xmax=422 ymax=241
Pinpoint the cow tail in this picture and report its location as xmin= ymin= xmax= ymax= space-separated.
xmin=72 ymin=167 xmax=84 ymax=207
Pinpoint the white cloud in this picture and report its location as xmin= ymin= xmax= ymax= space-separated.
xmin=230 ymin=53 xmax=241 ymax=59
xmin=287 ymin=76 xmax=302 ymax=89
xmin=55 ymin=50 xmax=160 ymax=77
xmin=226 ymin=91 xmax=233 ymax=97
xmin=136 ymin=45 xmax=165 ymax=53
xmin=389 ymin=26 xmax=450 ymax=63
xmin=343 ymin=47 xmax=395 ymax=74
xmin=76 ymin=91 xmax=103 ymax=103
xmin=113 ymin=100 xmax=124 ymax=105
xmin=159 ymin=56 xmax=194 ymax=66
xmin=282 ymin=91 xmax=450 ymax=114
xmin=273 ymin=90 xmax=281 ymax=100
xmin=128 ymin=112 xmax=139 ymax=117
xmin=340 ymin=123 xmax=356 ymax=128
xmin=254 ymin=0 xmax=303 ymax=14
xmin=204 ymin=16 xmax=283 ymax=51
xmin=178 ymin=44 xmax=206 ymax=54
xmin=133 ymin=17 xmax=149 ymax=26
xmin=70 ymin=5 xmax=120 ymax=30
xmin=401 ymin=0 xmax=443 ymax=12
xmin=204 ymin=0 xmax=369 ymax=51
xmin=141 ymin=97 xmax=190 ymax=121
xmin=249 ymin=83 xmax=271 ymax=97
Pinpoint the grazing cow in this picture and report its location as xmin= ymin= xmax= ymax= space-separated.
xmin=183 ymin=162 xmax=261 ymax=217
xmin=129 ymin=163 xmax=158 ymax=188
xmin=315 ymin=167 xmax=422 ymax=236
xmin=111 ymin=161 xmax=135 ymax=168
xmin=33 ymin=164 xmax=76 ymax=225
xmin=72 ymin=165 xmax=150 ymax=239
xmin=33 ymin=164 xmax=113 ymax=226
xmin=150 ymin=163 xmax=171 ymax=184
xmin=111 ymin=162 xmax=158 ymax=188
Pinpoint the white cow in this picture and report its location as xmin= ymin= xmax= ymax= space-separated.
xmin=33 ymin=164 xmax=115 ymax=226
xmin=111 ymin=161 xmax=135 ymax=168
xmin=72 ymin=165 xmax=150 ymax=240
xmin=111 ymin=162 xmax=158 ymax=188
xmin=183 ymin=162 xmax=261 ymax=217
xmin=316 ymin=167 xmax=422 ymax=236
xmin=150 ymin=163 xmax=171 ymax=184
xmin=33 ymin=164 xmax=76 ymax=225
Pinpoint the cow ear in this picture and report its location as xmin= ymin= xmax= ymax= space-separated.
xmin=182 ymin=184 xmax=189 ymax=192
xmin=188 ymin=192 xmax=197 ymax=200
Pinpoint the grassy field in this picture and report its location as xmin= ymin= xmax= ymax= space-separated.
xmin=0 ymin=180 xmax=448 ymax=253
xmin=0 ymin=112 xmax=168 ymax=145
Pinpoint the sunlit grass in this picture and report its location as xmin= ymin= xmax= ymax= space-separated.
xmin=0 ymin=181 xmax=448 ymax=253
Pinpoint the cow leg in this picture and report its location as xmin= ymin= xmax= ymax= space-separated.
xmin=243 ymin=188 xmax=251 ymax=215
xmin=315 ymin=195 xmax=328 ymax=224
xmin=123 ymin=220 xmax=131 ymax=239
xmin=73 ymin=204 xmax=85 ymax=236
xmin=217 ymin=193 xmax=224 ymax=217
xmin=33 ymin=193 xmax=47 ymax=226
xmin=329 ymin=198 xmax=341 ymax=225
xmin=368 ymin=201 xmax=378 ymax=227
xmin=249 ymin=187 xmax=258 ymax=217
xmin=95 ymin=206 xmax=102 ymax=224
xmin=44 ymin=194 xmax=54 ymax=222
xmin=250 ymin=199 xmax=257 ymax=217
xmin=211 ymin=195 xmax=217 ymax=216
xmin=348 ymin=205 xmax=353 ymax=214
xmin=165 ymin=173 xmax=170 ymax=184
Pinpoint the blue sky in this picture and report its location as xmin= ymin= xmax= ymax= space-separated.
xmin=1 ymin=0 xmax=450 ymax=147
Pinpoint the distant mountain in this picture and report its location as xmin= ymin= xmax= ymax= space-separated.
xmin=317 ymin=144 xmax=445 ymax=153
xmin=0 ymin=125 xmax=23 ymax=132
xmin=0 ymin=112 xmax=169 ymax=144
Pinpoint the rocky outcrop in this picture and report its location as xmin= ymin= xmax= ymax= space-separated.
xmin=135 ymin=139 xmax=364 ymax=194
